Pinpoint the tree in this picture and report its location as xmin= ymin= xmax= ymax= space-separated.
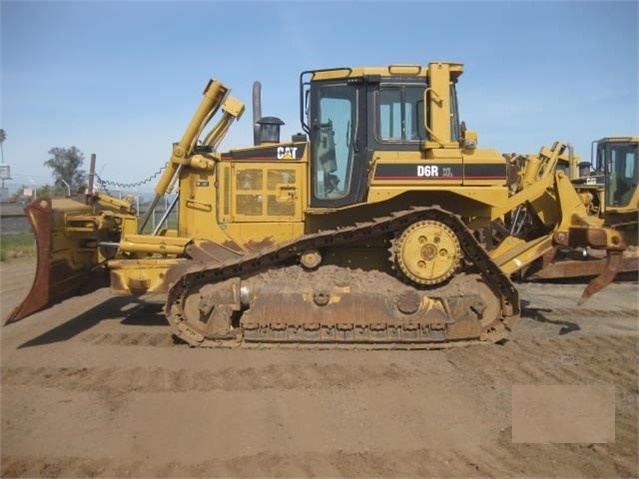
xmin=44 ymin=147 xmax=86 ymax=195
xmin=37 ymin=184 xmax=57 ymax=197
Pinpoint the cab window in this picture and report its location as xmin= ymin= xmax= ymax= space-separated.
xmin=313 ymin=85 xmax=357 ymax=200
xmin=377 ymin=86 xmax=426 ymax=142
xmin=606 ymin=143 xmax=638 ymax=206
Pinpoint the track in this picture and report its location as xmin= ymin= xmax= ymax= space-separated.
xmin=166 ymin=206 xmax=519 ymax=347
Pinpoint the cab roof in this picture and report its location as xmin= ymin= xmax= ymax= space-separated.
xmin=597 ymin=137 xmax=639 ymax=143
xmin=309 ymin=62 xmax=464 ymax=81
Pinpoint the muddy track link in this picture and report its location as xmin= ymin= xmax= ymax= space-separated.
xmin=166 ymin=206 xmax=520 ymax=347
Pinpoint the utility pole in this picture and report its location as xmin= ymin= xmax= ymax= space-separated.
xmin=0 ymin=129 xmax=10 ymax=201
xmin=88 ymin=153 xmax=96 ymax=195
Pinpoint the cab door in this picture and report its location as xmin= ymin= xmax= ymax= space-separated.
xmin=602 ymin=141 xmax=638 ymax=208
xmin=309 ymin=80 xmax=368 ymax=208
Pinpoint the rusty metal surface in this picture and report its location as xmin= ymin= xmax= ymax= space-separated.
xmin=564 ymin=226 xmax=627 ymax=250
xmin=555 ymin=226 xmax=626 ymax=251
xmin=4 ymin=198 xmax=107 ymax=325
xmin=186 ymin=240 xmax=244 ymax=263
xmin=4 ymin=199 xmax=54 ymax=324
xmin=578 ymin=250 xmax=624 ymax=305
xmin=531 ymin=254 xmax=639 ymax=279
xmin=535 ymin=222 xmax=632 ymax=283
xmin=539 ymin=248 xmax=558 ymax=269
xmin=240 ymin=285 xmax=484 ymax=344
xmin=169 ymin=266 xmax=502 ymax=346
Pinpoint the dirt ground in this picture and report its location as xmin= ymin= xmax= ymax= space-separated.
xmin=1 ymin=257 xmax=637 ymax=478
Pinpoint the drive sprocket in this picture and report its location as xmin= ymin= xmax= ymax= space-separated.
xmin=394 ymin=220 xmax=461 ymax=286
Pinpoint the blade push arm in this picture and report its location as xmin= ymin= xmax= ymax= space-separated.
xmin=139 ymin=80 xmax=245 ymax=233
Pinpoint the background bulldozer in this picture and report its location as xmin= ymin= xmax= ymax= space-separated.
xmin=5 ymin=62 xmax=627 ymax=348
xmin=510 ymin=137 xmax=638 ymax=280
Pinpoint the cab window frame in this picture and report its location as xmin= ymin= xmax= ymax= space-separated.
xmin=309 ymin=78 xmax=369 ymax=208
xmin=374 ymin=83 xmax=427 ymax=145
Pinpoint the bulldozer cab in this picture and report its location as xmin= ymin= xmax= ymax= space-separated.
xmin=300 ymin=64 xmax=465 ymax=209
xmin=593 ymin=137 xmax=638 ymax=210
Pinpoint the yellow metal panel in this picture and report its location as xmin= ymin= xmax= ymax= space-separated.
xmin=598 ymin=136 xmax=639 ymax=143
xmin=462 ymin=148 xmax=509 ymax=187
xmin=367 ymin=186 xmax=509 ymax=211
xmin=178 ymin=166 xmax=226 ymax=241
xmin=220 ymin=164 xmax=231 ymax=221
xmin=427 ymin=63 xmax=452 ymax=144
xmin=461 ymin=148 xmax=505 ymax=163
xmin=427 ymin=149 xmax=464 ymax=160
xmin=221 ymin=222 xmax=304 ymax=252
xmin=119 ymin=234 xmax=191 ymax=255
xmin=491 ymin=236 xmax=554 ymax=275
xmin=230 ymin=163 xmax=305 ymax=223
xmin=221 ymin=96 xmax=244 ymax=117
xmin=108 ymin=257 xmax=184 ymax=295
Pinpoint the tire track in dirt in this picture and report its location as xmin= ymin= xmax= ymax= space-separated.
xmin=2 ymin=352 xmax=637 ymax=478
xmin=446 ymin=334 xmax=637 ymax=386
xmin=82 ymin=332 xmax=177 ymax=348
xmin=535 ymin=308 xmax=637 ymax=318
xmin=492 ymin=443 xmax=635 ymax=478
xmin=443 ymin=332 xmax=638 ymax=479
xmin=7 ymin=335 xmax=637 ymax=396
xmin=0 ymin=361 xmax=435 ymax=393
xmin=4 ymin=442 xmax=637 ymax=478
xmin=0 ymin=451 xmax=518 ymax=478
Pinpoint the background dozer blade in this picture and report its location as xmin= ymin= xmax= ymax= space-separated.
xmin=4 ymin=197 xmax=108 ymax=325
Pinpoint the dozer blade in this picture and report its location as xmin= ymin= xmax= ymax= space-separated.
xmin=4 ymin=197 xmax=108 ymax=325
xmin=578 ymin=250 xmax=624 ymax=305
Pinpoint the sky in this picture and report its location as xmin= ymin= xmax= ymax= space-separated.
xmin=1 ymin=0 xmax=638 ymax=192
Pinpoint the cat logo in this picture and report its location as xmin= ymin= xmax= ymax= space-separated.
xmin=277 ymin=146 xmax=298 ymax=160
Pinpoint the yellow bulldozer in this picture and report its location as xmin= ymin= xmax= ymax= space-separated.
xmin=5 ymin=62 xmax=627 ymax=347
xmin=513 ymin=136 xmax=638 ymax=280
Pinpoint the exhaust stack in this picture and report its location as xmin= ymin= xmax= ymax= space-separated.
xmin=252 ymin=81 xmax=262 ymax=145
